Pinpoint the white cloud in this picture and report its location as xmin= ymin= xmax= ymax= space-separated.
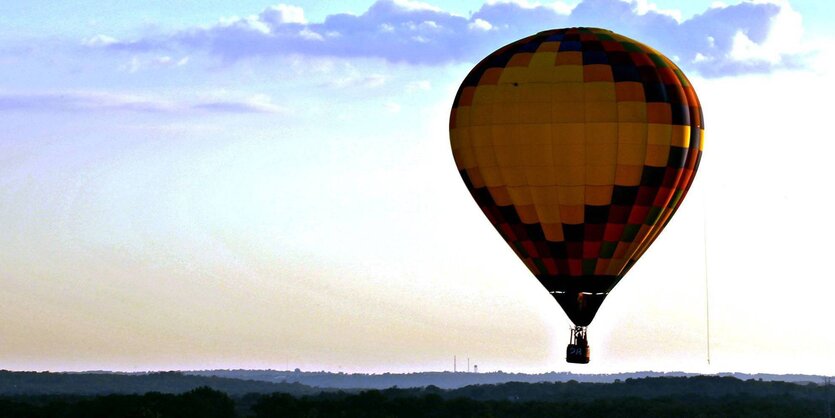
xmin=124 ymin=56 xmax=141 ymax=73
xmin=406 ymin=80 xmax=431 ymax=92
xmin=286 ymin=55 xmax=338 ymax=75
xmin=693 ymin=52 xmax=710 ymax=63
xmin=299 ymin=28 xmax=325 ymax=41
xmin=120 ymin=54 xmax=190 ymax=73
xmin=728 ymin=0 xmax=803 ymax=65
xmin=468 ymin=18 xmax=493 ymax=31
xmin=0 ymin=91 xmax=287 ymax=114
xmin=486 ymin=0 xmax=575 ymax=15
xmin=551 ymin=1 xmax=576 ymax=15
xmin=194 ymin=93 xmax=289 ymax=114
xmin=324 ymin=73 xmax=388 ymax=89
xmin=217 ymin=14 xmax=272 ymax=34
xmin=260 ymin=4 xmax=307 ymax=25
xmin=628 ymin=0 xmax=682 ymax=22
xmin=82 ymin=35 xmax=119 ymax=47
xmin=243 ymin=16 xmax=272 ymax=34
xmin=807 ymin=38 xmax=835 ymax=75
xmin=391 ymin=0 xmax=442 ymax=12
xmin=88 ymin=0 xmax=809 ymax=76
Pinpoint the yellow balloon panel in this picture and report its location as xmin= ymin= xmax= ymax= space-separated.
xmin=450 ymin=28 xmax=704 ymax=303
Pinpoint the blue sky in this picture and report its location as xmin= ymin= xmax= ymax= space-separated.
xmin=0 ymin=0 xmax=829 ymax=36
xmin=1 ymin=0 xmax=834 ymax=374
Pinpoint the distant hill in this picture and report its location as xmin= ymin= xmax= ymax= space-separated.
xmin=184 ymin=369 xmax=829 ymax=390
xmin=2 ymin=369 xmax=829 ymax=397
xmin=0 ymin=371 xmax=324 ymax=396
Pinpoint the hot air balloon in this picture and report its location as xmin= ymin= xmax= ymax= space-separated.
xmin=449 ymin=28 xmax=703 ymax=364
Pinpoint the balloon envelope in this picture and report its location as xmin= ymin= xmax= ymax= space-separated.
xmin=449 ymin=28 xmax=703 ymax=326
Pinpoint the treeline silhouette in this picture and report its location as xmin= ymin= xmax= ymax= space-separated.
xmin=0 ymin=387 xmax=234 ymax=418
xmin=1 ymin=376 xmax=831 ymax=418
xmin=444 ymin=376 xmax=830 ymax=402
xmin=250 ymin=390 xmax=829 ymax=418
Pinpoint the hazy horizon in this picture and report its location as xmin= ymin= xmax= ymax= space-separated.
xmin=2 ymin=0 xmax=834 ymax=376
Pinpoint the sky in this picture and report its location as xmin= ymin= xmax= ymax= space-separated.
xmin=1 ymin=0 xmax=834 ymax=376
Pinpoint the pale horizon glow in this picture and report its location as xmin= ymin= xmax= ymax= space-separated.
xmin=1 ymin=0 xmax=834 ymax=377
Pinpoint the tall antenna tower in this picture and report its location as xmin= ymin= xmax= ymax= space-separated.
xmin=454 ymin=355 xmax=457 ymax=373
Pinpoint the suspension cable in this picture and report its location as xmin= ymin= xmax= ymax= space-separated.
xmin=703 ymin=181 xmax=711 ymax=366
